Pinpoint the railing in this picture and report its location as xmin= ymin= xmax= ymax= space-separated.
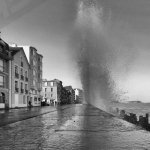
xmin=15 ymin=72 xmax=19 ymax=78
xmin=0 ymin=96 xmax=5 ymax=103
xmin=25 ymin=90 xmax=28 ymax=94
xmin=15 ymin=87 xmax=19 ymax=92
xmin=0 ymin=66 xmax=4 ymax=72
xmin=0 ymin=82 xmax=4 ymax=88
xmin=21 ymin=62 xmax=23 ymax=67
xmin=21 ymin=75 xmax=24 ymax=80
xmin=25 ymin=77 xmax=28 ymax=82
xmin=21 ymin=89 xmax=24 ymax=93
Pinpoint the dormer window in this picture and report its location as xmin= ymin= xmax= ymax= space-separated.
xmin=20 ymin=56 xmax=23 ymax=67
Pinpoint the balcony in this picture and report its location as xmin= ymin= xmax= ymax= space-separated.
xmin=21 ymin=89 xmax=24 ymax=93
xmin=21 ymin=62 xmax=23 ymax=67
xmin=15 ymin=72 xmax=19 ymax=78
xmin=15 ymin=87 xmax=19 ymax=92
xmin=21 ymin=75 xmax=24 ymax=80
xmin=25 ymin=77 xmax=28 ymax=82
xmin=25 ymin=90 xmax=28 ymax=94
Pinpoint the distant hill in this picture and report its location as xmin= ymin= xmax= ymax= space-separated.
xmin=127 ymin=101 xmax=142 ymax=103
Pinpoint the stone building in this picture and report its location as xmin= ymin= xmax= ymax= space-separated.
xmin=61 ymin=87 xmax=71 ymax=104
xmin=21 ymin=46 xmax=43 ymax=106
xmin=10 ymin=47 xmax=30 ymax=108
xmin=74 ymin=88 xmax=83 ymax=104
xmin=64 ymin=86 xmax=75 ymax=104
xmin=0 ymin=38 xmax=11 ymax=109
xmin=42 ymin=79 xmax=63 ymax=105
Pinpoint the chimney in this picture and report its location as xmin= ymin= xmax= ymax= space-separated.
xmin=0 ymin=31 xmax=1 ymax=38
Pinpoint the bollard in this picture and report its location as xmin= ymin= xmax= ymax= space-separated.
xmin=139 ymin=115 xmax=144 ymax=127
xmin=129 ymin=113 xmax=137 ymax=124
xmin=145 ymin=113 xmax=149 ymax=130
xmin=119 ymin=110 xmax=125 ymax=118
xmin=146 ymin=113 xmax=149 ymax=123
xmin=138 ymin=115 xmax=148 ymax=129
xmin=124 ymin=114 xmax=130 ymax=121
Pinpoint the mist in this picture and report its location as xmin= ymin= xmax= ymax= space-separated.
xmin=69 ymin=0 xmax=150 ymax=111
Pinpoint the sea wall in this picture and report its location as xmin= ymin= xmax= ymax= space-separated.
xmin=115 ymin=108 xmax=150 ymax=131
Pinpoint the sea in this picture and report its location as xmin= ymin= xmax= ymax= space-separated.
xmin=109 ymin=102 xmax=150 ymax=121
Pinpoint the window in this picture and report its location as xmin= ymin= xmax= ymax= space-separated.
xmin=45 ymin=94 xmax=46 ymax=97
xmin=25 ymin=84 xmax=27 ymax=90
xmin=39 ymin=74 xmax=42 ymax=79
xmin=38 ymin=65 xmax=42 ymax=71
xmin=50 ymin=82 xmax=53 ymax=86
xmin=38 ymin=83 xmax=42 ymax=88
xmin=20 ymin=57 xmax=23 ymax=67
xmin=15 ymin=65 xmax=18 ymax=73
xmin=15 ymin=65 xmax=19 ymax=78
xmin=38 ymin=57 xmax=42 ymax=62
xmin=25 ymin=84 xmax=28 ymax=94
xmin=20 ymin=68 xmax=23 ymax=75
xmin=45 ymin=88 xmax=47 ymax=92
xmin=51 ymin=88 xmax=53 ymax=92
xmin=0 ymin=59 xmax=4 ymax=72
xmin=38 ymin=73 xmax=39 ymax=78
xmin=32 ymin=70 xmax=36 ymax=76
xmin=15 ymin=81 xmax=17 ymax=88
xmin=20 ymin=82 xmax=23 ymax=89
xmin=32 ymin=80 xmax=36 ymax=86
xmin=23 ymin=95 xmax=26 ymax=104
xmin=51 ymin=94 xmax=53 ymax=97
xmin=25 ymin=71 xmax=28 ymax=78
xmin=45 ymin=82 xmax=47 ymax=86
xmin=20 ymin=82 xmax=23 ymax=93
xmin=32 ymin=59 xmax=36 ymax=66
xmin=34 ymin=97 xmax=37 ymax=104
xmin=25 ymin=71 xmax=28 ymax=82
xmin=31 ymin=49 xmax=35 ymax=56
xmin=0 ymin=92 xmax=5 ymax=103
xmin=15 ymin=81 xmax=19 ymax=92
xmin=0 ymin=75 xmax=4 ymax=87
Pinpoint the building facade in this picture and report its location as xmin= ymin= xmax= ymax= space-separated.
xmin=10 ymin=47 xmax=30 ymax=108
xmin=61 ymin=87 xmax=71 ymax=104
xmin=0 ymin=38 xmax=11 ymax=109
xmin=74 ymin=88 xmax=83 ymax=104
xmin=64 ymin=86 xmax=75 ymax=104
xmin=22 ymin=46 xmax=43 ymax=106
xmin=42 ymin=79 xmax=63 ymax=105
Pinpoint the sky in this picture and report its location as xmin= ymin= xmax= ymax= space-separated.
xmin=1 ymin=0 xmax=150 ymax=102
xmin=0 ymin=0 xmax=81 ymax=89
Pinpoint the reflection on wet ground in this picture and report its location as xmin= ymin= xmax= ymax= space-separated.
xmin=0 ymin=106 xmax=57 ymax=127
xmin=0 ymin=104 xmax=150 ymax=150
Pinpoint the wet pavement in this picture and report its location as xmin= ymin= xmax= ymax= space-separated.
xmin=0 ymin=104 xmax=150 ymax=150
xmin=0 ymin=106 xmax=57 ymax=127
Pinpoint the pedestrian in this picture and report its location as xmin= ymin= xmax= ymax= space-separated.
xmin=29 ymin=100 xmax=31 ymax=107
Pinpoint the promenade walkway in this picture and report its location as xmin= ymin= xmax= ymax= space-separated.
xmin=0 ymin=104 xmax=150 ymax=150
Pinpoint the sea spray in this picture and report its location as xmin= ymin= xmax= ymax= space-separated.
xmin=70 ymin=0 xmax=137 ymax=111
